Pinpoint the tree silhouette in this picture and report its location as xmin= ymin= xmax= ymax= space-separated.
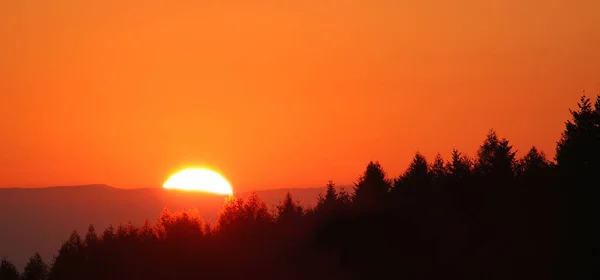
xmin=0 ymin=258 xmax=20 ymax=280
xmin=353 ymin=161 xmax=391 ymax=210
xmin=156 ymin=208 xmax=204 ymax=241
xmin=316 ymin=181 xmax=338 ymax=215
xmin=277 ymin=192 xmax=303 ymax=224
xmin=48 ymin=232 xmax=84 ymax=280
xmin=447 ymin=149 xmax=472 ymax=183
xmin=22 ymin=253 xmax=48 ymax=280
xmin=241 ymin=191 xmax=273 ymax=229
xmin=517 ymin=146 xmax=550 ymax=177
xmin=84 ymin=225 xmax=98 ymax=248
xmin=138 ymin=219 xmax=157 ymax=243
xmin=555 ymin=95 xmax=600 ymax=279
xmin=393 ymin=152 xmax=430 ymax=195
xmin=556 ymin=95 xmax=600 ymax=175
xmin=100 ymin=225 xmax=116 ymax=243
xmin=475 ymin=130 xmax=517 ymax=181
xmin=337 ymin=187 xmax=351 ymax=206
xmin=216 ymin=191 xmax=272 ymax=237
xmin=317 ymin=181 xmax=337 ymax=206
xmin=215 ymin=196 xmax=244 ymax=234
xmin=430 ymin=153 xmax=448 ymax=185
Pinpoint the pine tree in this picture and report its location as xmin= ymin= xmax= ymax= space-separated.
xmin=354 ymin=161 xmax=391 ymax=210
xmin=393 ymin=152 xmax=430 ymax=194
xmin=556 ymin=95 xmax=600 ymax=176
xmin=316 ymin=181 xmax=338 ymax=214
xmin=101 ymin=225 xmax=116 ymax=244
xmin=216 ymin=191 xmax=273 ymax=236
xmin=517 ymin=146 xmax=550 ymax=177
xmin=139 ymin=219 xmax=156 ymax=243
xmin=277 ymin=192 xmax=303 ymax=224
xmin=23 ymin=253 xmax=49 ymax=280
xmin=0 ymin=258 xmax=20 ymax=280
xmin=158 ymin=209 xmax=204 ymax=241
xmin=430 ymin=153 xmax=448 ymax=183
xmin=447 ymin=149 xmax=472 ymax=182
xmin=243 ymin=191 xmax=272 ymax=223
xmin=84 ymin=225 xmax=98 ymax=247
xmin=555 ymin=94 xmax=600 ymax=278
xmin=49 ymin=231 xmax=84 ymax=280
xmin=338 ymin=187 xmax=352 ymax=207
xmin=475 ymin=129 xmax=517 ymax=180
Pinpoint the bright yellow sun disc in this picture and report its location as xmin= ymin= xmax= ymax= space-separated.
xmin=163 ymin=168 xmax=233 ymax=195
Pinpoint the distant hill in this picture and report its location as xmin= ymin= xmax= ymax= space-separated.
xmin=0 ymin=184 xmax=351 ymax=270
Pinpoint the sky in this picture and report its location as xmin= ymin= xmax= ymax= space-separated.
xmin=1 ymin=0 xmax=599 ymax=191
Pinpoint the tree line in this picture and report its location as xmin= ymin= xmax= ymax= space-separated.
xmin=1 ymin=95 xmax=598 ymax=280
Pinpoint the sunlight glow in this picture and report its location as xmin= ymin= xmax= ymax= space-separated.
xmin=163 ymin=168 xmax=233 ymax=195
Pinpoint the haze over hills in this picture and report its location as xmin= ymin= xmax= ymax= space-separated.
xmin=0 ymin=184 xmax=348 ymax=270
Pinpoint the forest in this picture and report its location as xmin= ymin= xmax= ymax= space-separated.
xmin=1 ymin=95 xmax=598 ymax=280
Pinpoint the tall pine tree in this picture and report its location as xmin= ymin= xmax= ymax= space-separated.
xmin=353 ymin=161 xmax=391 ymax=210
xmin=23 ymin=253 xmax=49 ymax=280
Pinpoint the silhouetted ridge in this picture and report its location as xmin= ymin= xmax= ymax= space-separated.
xmin=55 ymin=184 xmax=112 ymax=188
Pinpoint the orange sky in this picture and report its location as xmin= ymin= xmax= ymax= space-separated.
xmin=1 ymin=0 xmax=599 ymax=191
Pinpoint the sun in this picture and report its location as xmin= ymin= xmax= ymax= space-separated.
xmin=163 ymin=168 xmax=233 ymax=195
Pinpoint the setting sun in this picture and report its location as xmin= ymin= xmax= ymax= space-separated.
xmin=163 ymin=168 xmax=233 ymax=195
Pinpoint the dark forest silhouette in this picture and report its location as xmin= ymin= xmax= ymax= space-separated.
xmin=1 ymin=95 xmax=599 ymax=280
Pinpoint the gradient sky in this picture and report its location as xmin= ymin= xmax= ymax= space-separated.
xmin=1 ymin=0 xmax=599 ymax=191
